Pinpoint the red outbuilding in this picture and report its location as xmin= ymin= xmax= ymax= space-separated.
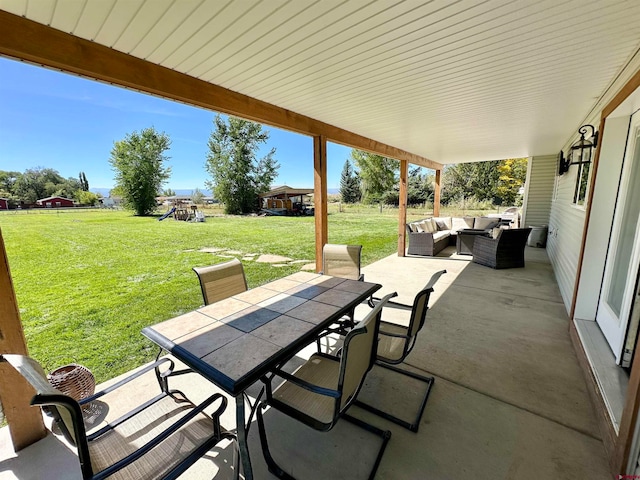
xmin=0 ymin=198 xmax=8 ymax=210
xmin=36 ymin=196 xmax=75 ymax=208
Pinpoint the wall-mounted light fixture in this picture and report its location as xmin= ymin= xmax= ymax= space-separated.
xmin=558 ymin=124 xmax=598 ymax=175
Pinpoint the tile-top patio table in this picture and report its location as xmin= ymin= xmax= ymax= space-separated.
xmin=142 ymin=270 xmax=381 ymax=480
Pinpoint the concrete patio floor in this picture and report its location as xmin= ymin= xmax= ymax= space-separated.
xmin=0 ymin=246 xmax=610 ymax=479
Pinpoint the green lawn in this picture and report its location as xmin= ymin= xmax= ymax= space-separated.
xmin=0 ymin=209 xmax=402 ymax=382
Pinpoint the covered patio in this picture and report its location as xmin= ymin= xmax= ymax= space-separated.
xmin=0 ymin=247 xmax=608 ymax=479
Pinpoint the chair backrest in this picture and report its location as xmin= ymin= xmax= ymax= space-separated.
xmin=193 ymin=258 xmax=248 ymax=305
xmin=407 ymin=269 xmax=447 ymax=339
xmin=338 ymin=292 xmax=397 ymax=412
xmin=322 ymin=244 xmax=362 ymax=280
xmin=496 ymin=228 xmax=531 ymax=250
xmin=1 ymin=354 xmax=91 ymax=475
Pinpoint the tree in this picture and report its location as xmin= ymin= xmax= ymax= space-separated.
xmin=191 ymin=188 xmax=205 ymax=205
xmin=350 ymin=150 xmax=397 ymax=204
xmin=339 ymin=159 xmax=360 ymax=203
xmin=496 ymin=158 xmax=528 ymax=205
xmin=79 ymin=172 xmax=89 ymax=191
xmin=205 ymin=115 xmax=279 ymax=214
xmin=109 ymin=127 xmax=172 ymax=216
xmin=162 ymin=188 xmax=176 ymax=197
xmin=13 ymin=167 xmax=70 ymax=203
xmin=75 ymin=190 xmax=99 ymax=206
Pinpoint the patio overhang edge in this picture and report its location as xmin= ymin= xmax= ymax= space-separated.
xmin=0 ymin=10 xmax=441 ymax=171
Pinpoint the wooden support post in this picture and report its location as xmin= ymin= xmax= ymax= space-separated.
xmin=398 ymin=160 xmax=408 ymax=257
xmin=314 ymin=136 xmax=328 ymax=271
xmin=434 ymin=169 xmax=442 ymax=217
xmin=0 ymin=227 xmax=46 ymax=451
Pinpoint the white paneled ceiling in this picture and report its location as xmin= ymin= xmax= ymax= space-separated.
xmin=2 ymin=0 xmax=640 ymax=164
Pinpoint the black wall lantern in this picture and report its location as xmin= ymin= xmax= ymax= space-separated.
xmin=558 ymin=124 xmax=599 ymax=175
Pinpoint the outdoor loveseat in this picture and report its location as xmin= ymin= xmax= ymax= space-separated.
xmin=406 ymin=216 xmax=503 ymax=256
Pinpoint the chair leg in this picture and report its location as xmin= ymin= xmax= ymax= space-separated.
xmin=256 ymin=404 xmax=296 ymax=480
xmin=355 ymin=362 xmax=434 ymax=433
xmin=257 ymin=404 xmax=392 ymax=480
xmin=342 ymin=413 xmax=392 ymax=480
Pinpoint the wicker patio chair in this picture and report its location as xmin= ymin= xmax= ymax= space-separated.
xmin=472 ymin=228 xmax=532 ymax=269
xmin=1 ymin=354 xmax=237 ymax=480
xmin=256 ymin=292 xmax=398 ymax=480
xmin=356 ymin=270 xmax=446 ymax=432
xmin=193 ymin=258 xmax=248 ymax=305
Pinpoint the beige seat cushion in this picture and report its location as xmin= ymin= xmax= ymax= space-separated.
xmin=378 ymin=322 xmax=410 ymax=363
xmin=273 ymin=354 xmax=340 ymax=425
xmin=432 ymin=231 xmax=450 ymax=242
xmin=474 ymin=217 xmax=501 ymax=230
xmin=451 ymin=217 xmax=474 ymax=232
xmin=89 ymin=395 xmax=218 ymax=480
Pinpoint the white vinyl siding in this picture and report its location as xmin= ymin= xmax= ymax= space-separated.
xmin=522 ymin=155 xmax=556 ymax=227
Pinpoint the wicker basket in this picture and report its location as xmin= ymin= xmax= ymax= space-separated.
xmin=48 ymin=364 xmax=95 ymax=408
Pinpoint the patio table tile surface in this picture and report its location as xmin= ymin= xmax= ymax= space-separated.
xmin=286 ymin=271 xmax=322 ymax=282
xmin=174 ymin=321 xmax=244 ymax=358
xmin=251 ymin=314 xmax=318 ymax=347
xmin=307 ymin=276 xmax=347 ymax=288
xmin=201 ymin=334 xmax=283 ymax=380
xmin=312 ymin=288 xmax=360 ymax=307
xmin=262 ymin=278 xmax=302 ymax=292
xmin=234 ymin=286 xmax=281 ymax=304
xmin=199 ymin=297 xmax=252 ymax=319
xmin=152 ymin=311 xmax=214 ymax=339
xmin=285 ymin=300 xmax=342 ymax=324
xmin=334 ymin=279 xmax=376 ymax=294
xmin=218 ymin=305 xmax=281 ymax=332
xmin=257 ymin=293 xmax=308 ymax=313
xmin=286 ymin=283 xmax=329 ymax=299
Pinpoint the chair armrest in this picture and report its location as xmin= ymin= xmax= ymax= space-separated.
xmin=267 ymin=367 xmax=341 ymax=399
xmin=80 ymin=358 xmax=174 ymax=405
xmin=368 ymin=296 xmax=413 ymax=311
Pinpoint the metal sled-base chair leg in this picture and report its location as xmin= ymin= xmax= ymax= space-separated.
xmin=355 ymin=362 xmax=434 ymax=433
xmin=256 ymin=404 xmax=391 ymax=480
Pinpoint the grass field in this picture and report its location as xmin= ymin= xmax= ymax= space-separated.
xmin=0 ymin=209 xmax=402 ymax=382
xmin=1 ymin=204 xmax=505 ymax=383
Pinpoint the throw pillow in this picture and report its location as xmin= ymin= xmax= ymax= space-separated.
xmin=434 ymin=216 xmax=452 ymax=230
xmin=421 ymin=218 xmax=437 ymax=233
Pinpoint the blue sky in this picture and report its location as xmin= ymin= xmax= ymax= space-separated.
xmin=0 ymin=57 xmax=354 ymax=191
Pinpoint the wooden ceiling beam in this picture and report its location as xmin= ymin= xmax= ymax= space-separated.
xmin=0 ymin=10 xmax=441 ymax=170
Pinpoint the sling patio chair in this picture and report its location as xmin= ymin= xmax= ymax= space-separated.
xmin=321 ymin=244 xmax=364 ymax=281
xmin=193 ymin=258 xmax=248 ymax=306
xmin=256 ymin=292 xmax=398 ymax=480
xmin=355 ymin=269 xmax=446 ymax=432
xmin=319 ymin=244 xmax=364 ymax=339
xmin=1 ymin=354 xmax=237 ymax=480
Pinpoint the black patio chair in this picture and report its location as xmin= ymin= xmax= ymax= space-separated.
xmin=472 ymin=228 xmax=532 ymax=269
xmin=256 ymin=292 xmax=398 ymax=480
xmin=355 ymin=269 xmax=446 ymax=432
xmin=1 ymin=354 xmax=237 ymax=480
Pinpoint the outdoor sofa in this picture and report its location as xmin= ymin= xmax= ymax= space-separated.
xmin=406 ymin=216 xmax=503 ymax=256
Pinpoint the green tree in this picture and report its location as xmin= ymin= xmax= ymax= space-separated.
xmin=350 ymin=150 xmax=397 ymax=204
xmin=75 ymin=190 xmax=99 ymax=206
xmin=79 ymin=172 xmax=89 ymax=191
xmin=191 ymin=188 xmax=205 ymax=205
xmin=339 ymin=159 xmax=360 ymax=203
xmin=205 ymin=114 xmax=279 ymax=214
xmin=13 ymin=167 xmax=67 ymax=203
xmin=109 ymin=127 xmax=172 ymax=216
xmin=162 ymin=188 xmax=176 ymax=197
xmin=0 ymin=170 xmax=22 ymax=194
